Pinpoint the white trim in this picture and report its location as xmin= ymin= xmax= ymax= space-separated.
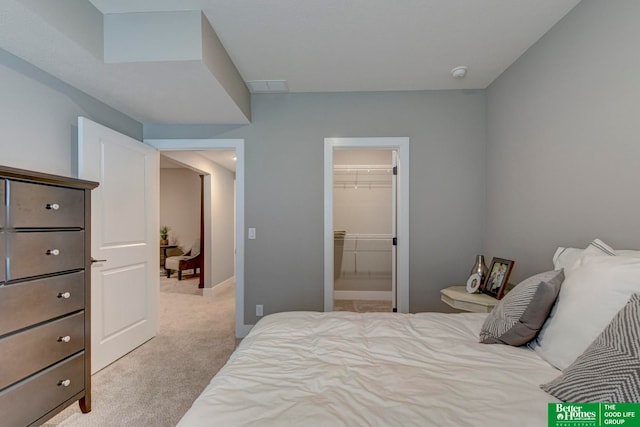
xmin=334 ymin=291 xmax=392 ymax=301
xmin=144 ymin=138 xmax=248 ymax=337
xmin=202 ymin=275 xmax=235 ymax=297
xmin=324 ymin=137 xmax=410 ymax=313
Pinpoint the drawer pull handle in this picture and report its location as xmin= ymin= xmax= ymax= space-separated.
xmin=46 ymin=249 xmax=60 ymax=256
xmin=58 ymin=292 xmax=71 ymax=299
xmin=58 ymin=379 xmax=71 ymax=387
xmin=58 ymin=335 xmax=71 ymax=343
xmin=46 ymin=203 xmax=60 ymax=210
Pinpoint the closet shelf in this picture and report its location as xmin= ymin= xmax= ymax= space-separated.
xmin=340 ymin=233 xmax=392 ymax=241
xmin=334 ymin=164 xmax=393 ymax=174
xmin=334 ymin=164 xmax=393 ymax=189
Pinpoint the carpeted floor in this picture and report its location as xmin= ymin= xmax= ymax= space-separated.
xmin=45 ymin=276 xmax=236 ymax=427
xmin=159 ymin=272 xmax=204 ymax=296
xmin=333 ymin=299 xmax=392 ymax=312
xmin=44 ymin=277 xmax=389 ymax=426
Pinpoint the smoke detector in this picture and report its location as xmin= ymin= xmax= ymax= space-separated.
xmin=451 ymin=66 xmax=468 ymax=79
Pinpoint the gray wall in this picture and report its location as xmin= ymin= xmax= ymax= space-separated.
xmin=0 ymin=48 xmax=142 ymax=177
xmin=486 ymin=0 xmax=640 ymax=282
xmin=7 ymin=0 xmax=635 ymax=329
xmin=146 ymin=90 xmax=488 ymax=324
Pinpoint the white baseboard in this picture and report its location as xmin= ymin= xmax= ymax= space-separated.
xmin=203 ymin=276 xmax=235 ymax=296
xmin=334 ymin=290 xmax=392 ymax=301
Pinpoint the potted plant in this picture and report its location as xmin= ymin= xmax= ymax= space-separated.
xmin=160 ymin=226 xmax=170 ymax=245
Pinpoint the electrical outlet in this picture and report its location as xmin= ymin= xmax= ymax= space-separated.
xmin=256 ymin=304 xmax=263 ymax=317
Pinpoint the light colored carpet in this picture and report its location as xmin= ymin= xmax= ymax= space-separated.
xmin=159 ymin=273 xmax=203 ymax=296
xmin=45 ymin=277 xmax=236 ymax=427
xmin=333 ymin=299 xmax=392 ymax=312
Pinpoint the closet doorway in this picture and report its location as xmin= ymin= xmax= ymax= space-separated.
xmin=324 ymin=138 xmax=410 ymax=313
xmin=333 ymin=150 xmax=395 ymax=312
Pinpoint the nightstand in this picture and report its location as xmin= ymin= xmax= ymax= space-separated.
xmin=440 ymin=285 xmax=498 ymax=313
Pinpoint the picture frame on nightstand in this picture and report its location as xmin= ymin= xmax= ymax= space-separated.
xmin=481 ymin=258 xmax=515 ymax=300
xmin=466 ymin=273 xmax=482 ymax=293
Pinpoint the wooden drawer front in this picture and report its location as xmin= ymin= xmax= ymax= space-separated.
xmin=7 ymin=231 xmax=84 ymax=280
xmin=0 ymin=312 xmax=84 ymax=390
xmin=0 ymin=352 xmax=84 ymax=427
xmin=0 ymin=271 xmax=84 ymax=336
xmin=8 ymin=180 xmax=84 ymax=229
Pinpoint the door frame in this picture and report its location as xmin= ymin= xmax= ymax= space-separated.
xmin=145 ymin=138 xmax=249 ymax=337
xmin=324 ymin=137 xmax=410 ymax=312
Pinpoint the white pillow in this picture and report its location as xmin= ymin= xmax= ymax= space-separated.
xmin=532 ymin=254 xmax=640 ymax=370
xmin=552 ymin=238 xmax=616 ymax=270
xmin=617 ymin=249 xmax=640 ymax=258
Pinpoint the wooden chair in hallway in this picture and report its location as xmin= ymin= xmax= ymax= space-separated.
xmin=165 ymin=239 xmax=201 ymax=280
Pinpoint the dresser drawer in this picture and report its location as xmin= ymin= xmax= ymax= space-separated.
xmin=0 ymin=312 xmax=84 ymax=390
xmin=7 ymin=231 xmax=84 ymax=280
xmin=0 ymin=352 xmax=84 ymax=427
xmin=0 ymin=271 xmax=84 ymax=336
xmin=7 ymin=180 xmax=84 ymax=229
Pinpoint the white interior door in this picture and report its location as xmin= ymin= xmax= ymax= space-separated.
xmin=78 ymin=117 xmax=159 ymax=373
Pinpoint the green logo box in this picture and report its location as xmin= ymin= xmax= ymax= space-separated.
xmin=549 ymin=403 xmax=640 ymax=427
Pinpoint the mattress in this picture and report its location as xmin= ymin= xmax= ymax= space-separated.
xmin=178 ymin=311 xmax=560 ymax=426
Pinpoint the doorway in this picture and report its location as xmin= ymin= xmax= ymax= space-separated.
xmin=332 ymin=149 xmax=395 ymax=312
xmin=145 ymin=139 xmax=249 ymax=338
xmin=159 ymin=153 xmax=231 ymax=289
xmin=324 ymin=137 xmax=410 ymax=313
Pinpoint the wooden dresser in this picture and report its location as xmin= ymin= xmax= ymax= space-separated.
xmin=0 ymin=165 xmax=98 ymax=426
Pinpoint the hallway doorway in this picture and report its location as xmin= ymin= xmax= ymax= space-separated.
xmin=146 ymin=138 xmax=249 ymax=338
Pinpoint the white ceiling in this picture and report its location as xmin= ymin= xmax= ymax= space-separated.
xmin=0 ymin=0 xmax=581 ymax=124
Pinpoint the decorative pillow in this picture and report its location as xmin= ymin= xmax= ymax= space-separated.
xmin=552 ymin=238 xmax=616 ymax=270
xmin=541 ymin=293 xmax=640 ymax=402
xmin=531 ymin=254 xmax=640 ymax=370
xmin=479 ymin=270 xmax=564 ymax=346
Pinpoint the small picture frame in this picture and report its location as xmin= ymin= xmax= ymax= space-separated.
xmin=466 ymin=273 xmax=481 ymax=294
xmin=481 ymin=258 xmax=515 ymax=300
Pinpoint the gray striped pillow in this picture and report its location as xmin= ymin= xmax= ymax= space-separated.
xmin=541 ymin=293 xmax=640 ymax=402
xmin=479 ymin=270 xmax=564 ymax=346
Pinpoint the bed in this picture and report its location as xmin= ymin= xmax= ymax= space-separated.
xmin=178 ymin=311 xmax=559 ymax=426
xmin=178 ymin=241 xmax=640 ymax=427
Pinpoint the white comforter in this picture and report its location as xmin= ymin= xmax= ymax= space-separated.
xmin=178 ymin=311 xmax=560 ymax=426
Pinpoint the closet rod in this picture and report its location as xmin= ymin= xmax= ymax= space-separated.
xmin=334 ymin=183 xmax=392 ymax=189
xmin=340 ymin=234 xmax=393 ymax=241
xmin=334 ymin=164 xmax=393 ymax=173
